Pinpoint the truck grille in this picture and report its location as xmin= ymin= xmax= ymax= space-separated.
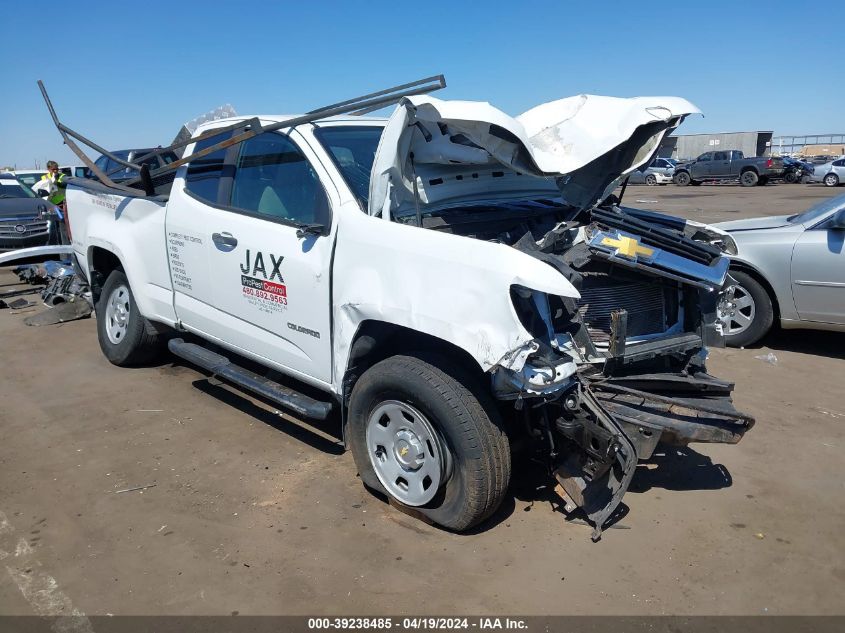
xmin=577 ymin=278 xmax=668 ymax=343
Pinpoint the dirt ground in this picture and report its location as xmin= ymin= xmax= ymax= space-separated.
xmin=1 ymin=183 xmax=843 ymax=617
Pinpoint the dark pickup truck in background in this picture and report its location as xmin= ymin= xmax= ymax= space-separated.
xmin=673 ymin=150 xmax=784 ymax=187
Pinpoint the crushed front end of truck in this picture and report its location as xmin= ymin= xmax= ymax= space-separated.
xmin=366 ymin=92 xmax=754 ymax=538
xmin=491 ymin=204 xmax=753 ymax=539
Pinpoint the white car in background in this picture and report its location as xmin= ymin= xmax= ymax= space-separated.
xmin=626 ymin=157 xmax=675 ymax=185
xmin=7 ymin=169 xmax=44 ymax=188
xmin=807 ymin=158 xmax=845 ymax=187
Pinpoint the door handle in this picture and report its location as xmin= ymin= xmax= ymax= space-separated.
xmin=212 ymin=232 xmax=238 ymax=252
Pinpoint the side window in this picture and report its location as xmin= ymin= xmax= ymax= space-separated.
xmin=713 ymin=152 xmax=727 ymax=161
xmin=229 ymin=132 xmax=329 ymax=226
xmin=185 ymin=131 xmax=232 ymax=204
xmin=731 ymin=151 xmax=743 ymax=160
xmin=833 ymin=159 xmax=845 ymax=167
xmin=698 ymin=153 xmax=711 ymax=162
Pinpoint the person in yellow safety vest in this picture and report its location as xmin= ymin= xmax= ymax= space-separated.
xmin=34 ymin=160 xmax=67 ymax=208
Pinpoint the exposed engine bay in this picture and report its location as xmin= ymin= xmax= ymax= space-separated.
xmin=396 ymin=198 xmax=753 ymax=540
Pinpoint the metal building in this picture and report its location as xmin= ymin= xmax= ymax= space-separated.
xmin=658 ymin=131 xmax=773 ymax=161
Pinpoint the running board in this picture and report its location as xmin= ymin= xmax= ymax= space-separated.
xmin=168 ymin=338 xmax=332 ymax=420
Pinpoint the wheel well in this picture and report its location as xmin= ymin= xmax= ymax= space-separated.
xmin=730 ymin=263 xmax=779 ymax=320
xmin=342 ymin=321 xmax=486 ymax=406
xmin=88 ymin=247 xmax=123 ymax=300
xmin=740 ymin=166 xmax=759 ymax=174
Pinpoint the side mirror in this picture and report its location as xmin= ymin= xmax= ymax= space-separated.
xmin=831 ymin=209 xmax=845 ymax=229
xmin=37 ymin=189 xmax=51 ymax=198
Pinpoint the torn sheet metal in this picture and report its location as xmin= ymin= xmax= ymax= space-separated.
xmin=369 ymin=94 xmax=701 ymax=219
xmin=24 ymin=300 xmax=92 ymax=326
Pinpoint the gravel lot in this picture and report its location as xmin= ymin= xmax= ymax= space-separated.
xmin=1 ymin=183 xmax=843 ymax=617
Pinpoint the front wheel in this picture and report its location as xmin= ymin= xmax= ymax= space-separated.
xmin=784 ymin=170 xmax=798 ymax=184
xmin=740 ymin=170 xmax=759 ymax=187
xmin=823 ymin=173 xmax=840 ymax=187
xmin=674 ymin=171 xmax=691 ymax=186
xmin=347 ymin=354 xmax=510 ymax=531
xmin=723 ymin=270 xmax=774 ymax=347
xmin=96 ymin=270 xmax=163 ymax=366
xmin=645 ymin=174 xmax=657 ymax=186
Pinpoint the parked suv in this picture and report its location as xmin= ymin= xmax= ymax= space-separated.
xmin=0 ymin=173 xmax=63 ymax=251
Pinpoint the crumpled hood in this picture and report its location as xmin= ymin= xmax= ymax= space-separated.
xmin=0 ymin=197 xmax=50 ymax=219
xmin=714 ymin=215 xmax=793 ymax=232
xmin=369 ymin=94 xmax=701 ymax=218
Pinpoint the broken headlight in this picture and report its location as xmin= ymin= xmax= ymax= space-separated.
xmin=510 ymin=285 xmax=554 ymax=341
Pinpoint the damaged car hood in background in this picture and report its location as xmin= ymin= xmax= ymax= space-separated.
xmin=369 ymin=94 xmax=701 ymax=218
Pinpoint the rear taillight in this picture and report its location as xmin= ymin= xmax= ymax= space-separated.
xmin=766 ymin=158 xmax=773 ymax=168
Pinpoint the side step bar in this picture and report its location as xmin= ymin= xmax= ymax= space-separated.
xmin=168 ymin=338 xmax=332 ymax=420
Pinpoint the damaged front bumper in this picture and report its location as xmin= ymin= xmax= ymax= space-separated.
xmin=491 ymin=333 xmax=754 ymax=541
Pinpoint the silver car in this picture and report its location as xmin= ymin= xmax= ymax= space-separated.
xmin=714 ymin=193 xmax=845 ymax=346
xmin=627 ymin=157 xmax=675 ymax=185
xmin=807 ymin=158 xmax=845 ymax=187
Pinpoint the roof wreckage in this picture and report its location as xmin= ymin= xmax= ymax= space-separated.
xmin=40 ymin=76 xmax=753 ymax=540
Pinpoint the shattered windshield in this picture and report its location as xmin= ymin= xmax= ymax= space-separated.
xmin=313 ymin=125 xmax=383 ymax=206
xmin=788 ymin=193 xmax=845 ymax=224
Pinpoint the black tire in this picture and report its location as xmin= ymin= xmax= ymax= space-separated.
xmin=347 ymin=353 xmax=511 ymax=531
xmin=724 ymin=270 xmax=774 ymax=348
xmin=740 ymin=170 xmax=759 ymax=187
xmin=96 ymin=270 xmax=163 ymax=366
xmin=823 ymin=173 xmax=840 ymax=187
xmin=758 ymin=176 xmax=769 ymax=186
xmin=674 ymin=171 xmax=691 ymax=186
xmin=645 ymin=174 xmax=657 ymax=186
xmin=690 ymin=179 xmax=702 ymax=186
xmin=784 ymin=170 xmax=798 ymax=184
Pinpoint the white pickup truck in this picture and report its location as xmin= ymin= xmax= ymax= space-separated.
xmin=52 ymin=81 xmax=753 ymax=539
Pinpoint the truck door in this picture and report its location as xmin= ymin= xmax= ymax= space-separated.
xmin=711 ymin=151 xmax=730 ymax=177
xmin=692 ymin=152 xmax=712 ymax=178
xmin=791 ymin=217 xmax=845 ymax=324
xmin=166 ymin=129 xmax=336 ymax=386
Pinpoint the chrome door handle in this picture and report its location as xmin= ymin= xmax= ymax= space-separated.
xmin=212 ymin=232 xmax=238 ymax=251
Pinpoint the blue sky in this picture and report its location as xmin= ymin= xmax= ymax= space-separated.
xmin=1 ymin=0 xmax=842 ymax=168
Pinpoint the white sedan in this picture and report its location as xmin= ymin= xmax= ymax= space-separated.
xmin=807 ymin=158 xmax=845 ymax=186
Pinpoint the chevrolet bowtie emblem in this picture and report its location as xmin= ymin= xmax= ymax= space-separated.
xmin=600 ymin=235 xmax=654 ymax=259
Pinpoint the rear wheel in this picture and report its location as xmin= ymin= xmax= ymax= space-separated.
xmin=740 ymin=170 xmax=759 ymax=187
xmin=96 ymin=270 xmax=163 ymax=366
xmin=348 ymin=354 xmax=510 ymax=531
xmin=723 ymin=270 xmax=774 ymax=347
xmin=823 ymin=173 xmax=840 ymax=187
xmin=784 ymin=170 xmax=798 ymax=184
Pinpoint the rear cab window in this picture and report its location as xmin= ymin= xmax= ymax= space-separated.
xmin=185 ymin=131 xmax=234 ymax=204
